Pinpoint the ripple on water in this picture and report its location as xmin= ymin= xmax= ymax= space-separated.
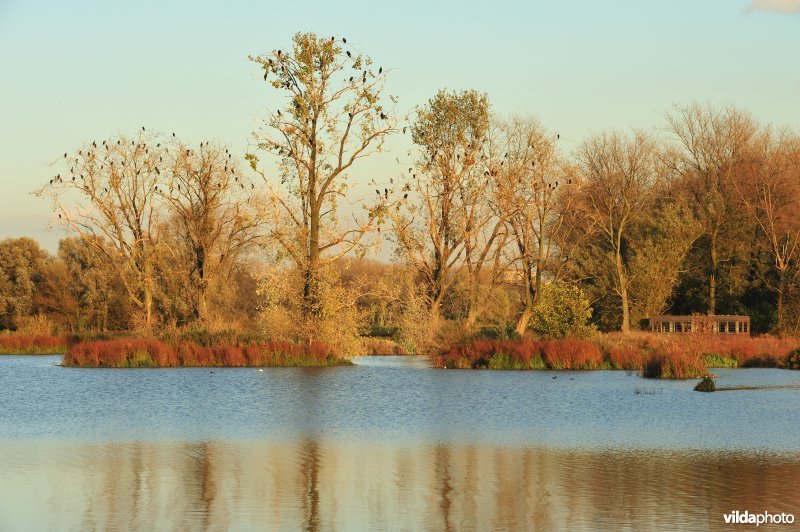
xmin=1 ymin=355 xmax=800 ymax=530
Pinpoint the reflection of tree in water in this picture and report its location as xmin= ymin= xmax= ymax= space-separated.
xmin=433 ymin=443 xmax=454 ymax=532
xmin=299 ymin=437 xmax=321 ymax=532
xmin=8 ymin=441 xmax=800 ymax=530
xmin=197 ymin=442 xmax=217 ymax=531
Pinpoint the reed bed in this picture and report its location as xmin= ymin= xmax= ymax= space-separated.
xmin=0 ymin=334 xmax=67 ymax=354
xmin=435 ymin=333 xmax=800 ymax=378
xmin=63 ymin=338 xmax=350 ymax=368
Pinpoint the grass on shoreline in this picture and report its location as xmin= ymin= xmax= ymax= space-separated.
xmin=434 ymin=333 xmax=800 ymax=378
xmin=62 ymin=338 xmax=351 ymax=368
xmin=0 ymin=334 xmax=66 ymax=355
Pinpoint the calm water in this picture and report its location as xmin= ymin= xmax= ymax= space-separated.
xmin=1 ymin=355 xmax=800 ymax=530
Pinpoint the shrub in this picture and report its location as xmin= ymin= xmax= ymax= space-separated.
xmin=14 ymin=314 xmax=56 ymax=336
xmin=528 ymin=282 xmax=596 ymax=339
xmin=257 ymin=265 xmax=364 ymax=358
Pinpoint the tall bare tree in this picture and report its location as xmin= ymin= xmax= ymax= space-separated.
xmin=494 ymin=117 xmax=580 ymax=335
xmin=391 ymin=89 xmax=490 ymax=322
xmin=248 ymin=32 xmax=398 ymax=319
xmin=577 ymin=130 xmax=660 ymax=332
xmin=736 ymin=130 xmax=800 ymax=332
xmin=38 ymin=131 xmax=162 ymax=328
xmin=666 ymin=103 xmax=757 ymax=315
xmin=161 ymin=141 xmax=263 ymax=322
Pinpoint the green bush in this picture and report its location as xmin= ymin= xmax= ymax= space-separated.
xmin=529 ymin=282 xmax=596 ymax=339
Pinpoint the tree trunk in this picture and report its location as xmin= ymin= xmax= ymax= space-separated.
xmin=198 ymin=288 xmax=208 ymax=322
xmin=709 ymin=230 xmax=717 ymax=316
xmin=776 ymin=269 xmax=787 ymax=335
xmin=196 ymin=248 xmax=208 ymax=322
xmin=304 ymin=200 xmax=322 ymax=319
xmin=515 ymin=267 xmax=536 ymax=336
xmin=465 ymin=272 xmax=479 ymax=330
xmin=143 ymin=280 xmax=153 ymax=329
xmin=430 ymin=296 xmax=442 ymax=324
xmin=616 ymin=246 xmax=630 ymax=333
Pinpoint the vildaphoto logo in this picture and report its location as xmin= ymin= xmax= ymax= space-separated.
xmin=723 ymin=510 xmax=795 ymax=526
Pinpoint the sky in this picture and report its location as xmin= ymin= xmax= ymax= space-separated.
xmin=0 ymin=0 xmax=798 ymax=252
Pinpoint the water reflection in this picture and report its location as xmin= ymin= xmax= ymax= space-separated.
xmin=1 ymin=439 xmax=799 ymax=531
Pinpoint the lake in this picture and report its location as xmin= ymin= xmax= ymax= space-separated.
xmin=1 ymin=355 xmax=799 ymax=530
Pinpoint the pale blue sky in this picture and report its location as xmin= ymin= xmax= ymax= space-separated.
xmin=1 ymin=0 xmax=798 ymax=250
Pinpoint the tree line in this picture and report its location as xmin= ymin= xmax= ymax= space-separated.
xmin=2 ymin=32 xmax=797 ymax=352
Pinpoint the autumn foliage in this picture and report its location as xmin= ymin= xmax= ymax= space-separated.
xmin=63 ymin=338 xmax=348 ymax=368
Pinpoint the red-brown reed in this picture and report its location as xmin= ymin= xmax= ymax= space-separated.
xmin=435 ymin=332 xmax=800 ymax=377
xmin=62 ymin=338 xmax=345 ymax=368
xmin=0 ymin=334 xmax=66 ymax=354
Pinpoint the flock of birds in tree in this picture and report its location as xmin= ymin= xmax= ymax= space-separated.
xmin=48 ymin=127 xmax=255 ymax=224
xmin=49 ymin=37 xmax=568 ymax=223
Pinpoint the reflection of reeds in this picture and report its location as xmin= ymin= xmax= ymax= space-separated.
xmin=0 ymin=334 xmax=66 ymax=354
xmin=63 ymin=338 xmax=351 ymax=367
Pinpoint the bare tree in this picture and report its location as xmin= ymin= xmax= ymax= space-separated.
xmin=391 ymin=89 xmax=490 ymax=322
xmin=248 ymin=32 xmax=398 ymax=320
xmin=457 ymin=120 xmax=510 ymax=330
xmin=37 ymin=131 xmax=162 ymax=328
xmin=736 ymin=129 xmax=800 ymax=332
xmin=161 ymin=140 xmax=263 ymax=322
xmin=494 ymin=117 xmax=580 ymax=335
xmin=577 ymin=130 xmax=660 ymax=332
xmin=666 ymin=103 xmax=757 ymax=315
